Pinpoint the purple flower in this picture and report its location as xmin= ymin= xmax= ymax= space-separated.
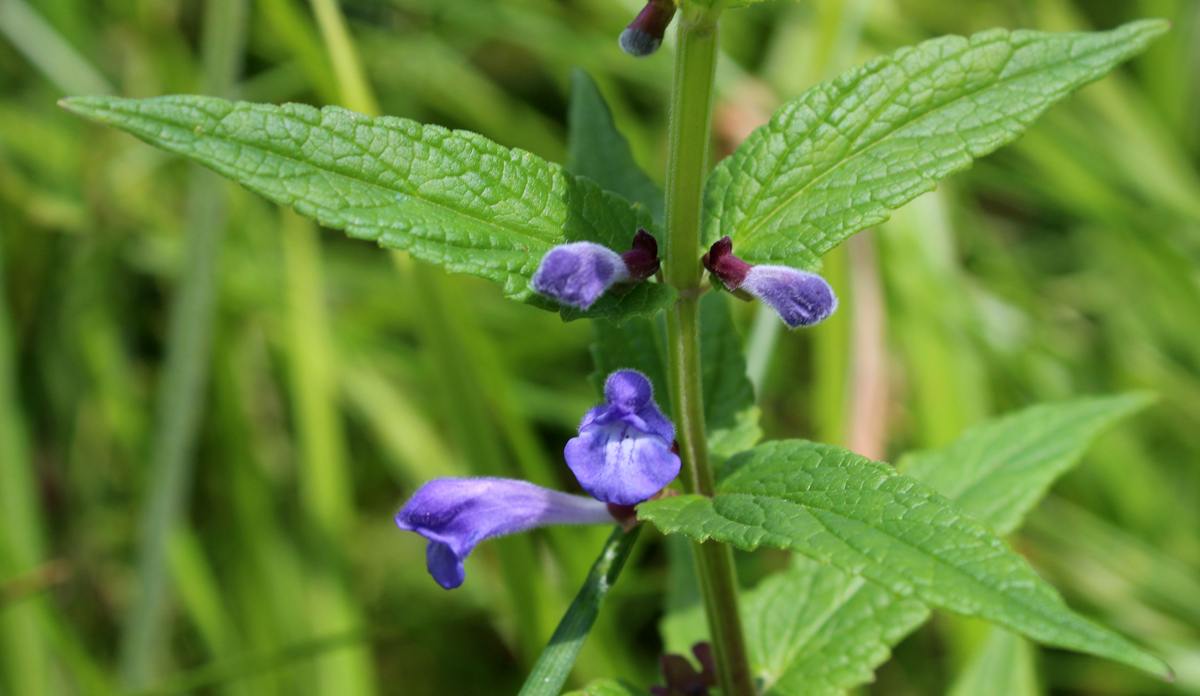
xmin=396 ymin=478 xmax=616 ymax=589
xmin=703 ymin=236 xmax=838 ymax=329
xmin=565 ymin=370 xmax=681 ymax=506
xmin=532 ymin=230 xmax=661 ymax=309
xmin=396 ymin=369 xmax=680 ymax=589
xmin=619 ymin=0 xmax=677 ymax=58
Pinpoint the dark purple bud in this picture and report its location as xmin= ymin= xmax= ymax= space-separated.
xmin=565 ymin=370 xmax=681 ymax=506
xmin=652 ymin=643 xmax=717 ymax=696
xmin=691 ymin=643 xmax=717 ymax=687
xmin=395 ymin=478 xmax=616 ymax=589
xmin=619 ymin=0 xmax=677 ymax=58
xmin=620 ymin=229 xmax=661 ymax=281
xmin=703 ymin=236 xmax=838 ymax=329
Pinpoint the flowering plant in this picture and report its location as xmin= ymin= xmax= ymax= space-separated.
xmin=60 ymin=1 xmax=1174 ymax=693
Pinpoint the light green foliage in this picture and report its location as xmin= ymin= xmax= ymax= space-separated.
xmin=60 ymin=95 xmax=672 ymax=323
xmin=563 ymin=679 xmax=645 ymax=696
xmin=703 ymin=20 xmax=1169 ymax=268
xmin=947 ymin=628 xmax=1040 ymax=696
xmin=741 ymin=557 xmax=929 ymax=696
xmin=899 ymin=393 xmax=1154 ymax=535
xmin=639 ymin=439 xmax=1168 ymax=676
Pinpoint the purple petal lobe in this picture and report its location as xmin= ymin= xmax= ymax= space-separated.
xmin=396 ymin=478 xmax=615 ymax=589
xmin=566 ymin=370 xmax=680 ymax=505
xmin=532 ymin=242 xmax=630 ymax=309
xmin=741 ymin=265 xmax=838 ymax=328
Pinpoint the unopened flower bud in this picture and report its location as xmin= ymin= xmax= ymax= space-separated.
xmin=619 ymin=0 xmax=677 ymax=58
xmin=703 ymin=236 xmax=838 ymax=329
xmin=532 ymin=231 xmax=662 ymax=309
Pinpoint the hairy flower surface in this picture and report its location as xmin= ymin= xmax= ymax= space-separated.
xmin=532 ymin=242 xmax=630 ymax=309
xmin=703 ymin=236 xmax=837 ymax=328
xmin=531 ymin=231 xmax=661 ymax=309
xmin=395 ymin=478 xmax=616 ymax=589
xmin=565 ymin=370 xmax=681 ymax=506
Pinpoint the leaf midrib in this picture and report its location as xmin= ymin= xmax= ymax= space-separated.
xmin=705 ymin=488 xmax=1116 ymax=650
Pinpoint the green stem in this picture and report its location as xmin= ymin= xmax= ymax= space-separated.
xmin=662 ymin=10 xmax=756 ymax=696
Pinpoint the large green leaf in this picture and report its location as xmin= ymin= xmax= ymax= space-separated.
xmin=741 ymin=557 xmax=929 ymax=696
xmin=735 ymin=395 xmax=1154 ymax=694
xmin=60 ymin=95 xmax=672 ymax=323
xmin=703 ymin=20 xmax=1169 ymax=268
xmin=639 ymin=439 xmax=1168 ymax=677
xmin=899 ymin=393 xmax=1153 ymax=535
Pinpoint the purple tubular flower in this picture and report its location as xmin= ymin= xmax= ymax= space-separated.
xmin=619 ymin=0 xmax=677 ymax=58
xmin=565 ymin=370 xmax=681 ymax=506
xmin=396 ymin=478 xmax=616 ymax=589
xmin=531 ymin=230 xmax=662 ymax=309
xmin=703 ymin=236 xmax=838 ymax=329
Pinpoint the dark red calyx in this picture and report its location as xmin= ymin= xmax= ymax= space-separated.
xmin=702 ymin=236 xmax=753 ymax=291
xmin=620 ymin=228 xmax=662 ymax=281
xmin=650 ymin=642 xmax=718 ymax=696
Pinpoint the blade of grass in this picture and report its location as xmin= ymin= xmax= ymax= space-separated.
xmin=280 ymin=209 xmax=377 ymax=696
xmin=518 ymin=526 xmax=642 ymax=696
xmin=0 ymin=0 xmax=112 ymax=95
xmin=0 ymin=214 xmax=52 ymax=696
xmin=117 ymin=0 xmax=247 ymax=687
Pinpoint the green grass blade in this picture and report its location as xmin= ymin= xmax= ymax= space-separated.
xmin=116 ymin=0 xmax=247 ymax=686
xmin=0 ymin=212 xmax=52 ymax=696
xmin=0 ymin=0 xmax=112 ymax=95
xmin=518 ymin=526 xmax=642 ymax=696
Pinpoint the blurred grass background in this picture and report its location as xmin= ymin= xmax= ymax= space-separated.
xmin=2 ymin=0 xmax=1199 ymax=694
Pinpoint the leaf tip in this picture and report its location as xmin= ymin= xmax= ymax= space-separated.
xmin=57 ymin=95 xmax=115 ymax=122
xmin=1124 ymin=17 xmax=1172 ymax=42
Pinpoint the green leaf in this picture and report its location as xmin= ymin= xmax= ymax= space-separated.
xmin=697 ymin=293 xmax=761 ymax=459
xmin=60 ymin=94 xmax=673 ymax=323
xmin=588 ymin=293 xmax=760 ymax=455
xmin=562 ymin=679 xmax=644 ymax=696
xmin=741 ymin=556 xmax=929 ymax=696
xmin=899 ymin=393 xmax=1154 ymax=535
xmin=517 ymin=526 xmax=641 ymax=696
xmin=736 ymin=395 xmax=1153 ymax=694
xmin=638 ymin=439 xmax=1169 ymax=677
xmin=567 ymin=69 xmax=663 ymax=223
xmin=947 ymin=628 xmax=1040 ymax=696
xmin=703 ymin=20 xmax=1169 ymax=268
